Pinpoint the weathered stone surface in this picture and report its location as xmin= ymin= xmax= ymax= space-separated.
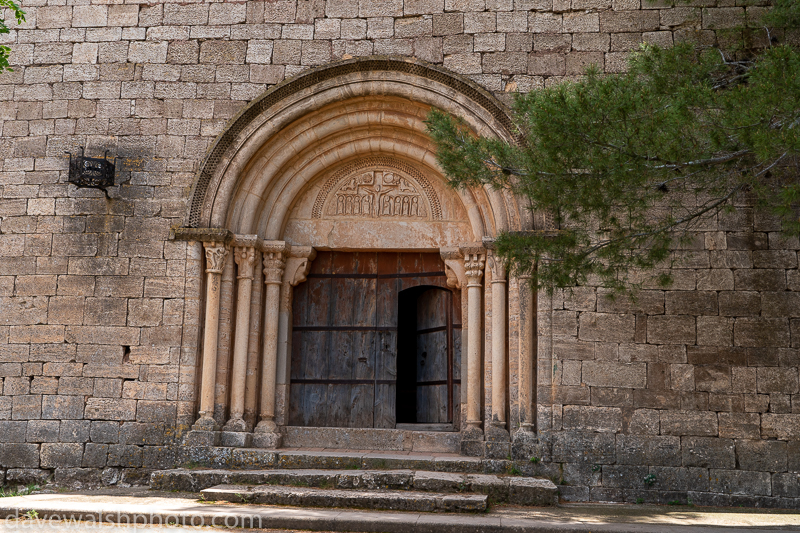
xmin=0 ymin=444 xmax=40 ymax=468
xmin=508 ymin=477 xmax=558 ymax=506
xmin=40 ymin=443 xmax=83 ymax=468
xmin=616 ymin=435 xmax=681 ymax=467
xmin=660 ymin=411 xmax=718 ymax=437
xmin=709 ymin=469 xmax=771 ymax=496
xmin=736 ymin=440 xmax=787 ymax=473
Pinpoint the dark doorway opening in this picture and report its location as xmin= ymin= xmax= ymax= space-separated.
xmin=396 ymin=285 xmax=454 ymax=427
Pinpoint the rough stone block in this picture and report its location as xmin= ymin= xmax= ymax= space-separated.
xmin=736 ymin=439 xmax=787 ymax=472
xmin=40 ymin=443 xmax=83 ymax=468
xmin=26 ymin=420 xmax=60 ymax=443
xmin=660 ymin=411 xmax=718 ymax=437
xmin=90 ymin=421 xmax=120 ymax=444
xmin=616 ymin=435 xmax=681 ymax=466
xmin=709 ymin=469 xmax=771 ymax=496
xmin=578 ymin=313 xmax=635 ymax=343
xmin=413 ymin=471 xmax=466 ymax=492
xmin=562 ymin=406 xmax=622 ymax=433
xmin=552 ymin=432 xmax=615 ymax=464
xmin=107 ymin=444 xmax=143 ymax=467
xmin=220 ymin=431 xmax=252 ymax=448
xmin=508 ymin=478 xmax=558 ymax=506
xmin=59 ymin=420 xmax=91 ymax=443
xmin=42 ymin=395 xmax=85 ymax=420
xmin=694 ymin=364 xmax=731 ymax=393
xmin=6 ymin=468 xmax=50 ymax=485
xmin=12 ymin=395 xmax=41 ymax=420
xmin=773 ymin=473 xmax=800 ymax=498
xmin=735 ymin=318 xmax=790 ymax=348
xmin=582 ymin=362 xmax=646 ymax=388
xmin=82 ymin=443 xmax=108 ymax=468
xmin=84 ymin=398 xmax=137 ymax=421
xmin=647 ymin=315 xmax=696 ymax=345
xmin=681 ymin=436 xmax=734 ymax=468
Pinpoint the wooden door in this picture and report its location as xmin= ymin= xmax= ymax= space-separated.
xmin=415 ymin=288 xmax=452 ymax=423
xmin=289 ymin=251 xmax=459 ymax=429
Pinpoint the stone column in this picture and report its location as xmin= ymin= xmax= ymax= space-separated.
xmin=244 ymin=249 xmax=263 ymax=429
xmin=517 ymin=274 xmax=535 ymax=433
xmin=487 ymin=249 xmax=509 ymax=438
xmin=460 ymin=245 xmax=486 ymax=442
xmin=192 ymin=241 xmax=228 ymax=432
xmin=441 ymin=247 xmax=467 ymax=432
xmin=275 ymin=246 xmax=316 ymax=426
xmin=222 ymin=244 xmax=257 ymax=434
xmin=214 ymin=249 xmax=236 ymax=426
xmin=254 ymin=241 xmax=290 ymax=448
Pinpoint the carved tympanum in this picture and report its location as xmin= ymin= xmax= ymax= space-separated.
xmin=313 ymin=157 xmax=441 ymax=221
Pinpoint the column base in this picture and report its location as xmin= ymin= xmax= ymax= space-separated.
xmin=192 ymin=415 xmax=217 ymax=432
xmin=222 ymin=417 xmax=250 ymax=433
xmin=220 ymin=431 xmax=253 ymax=448
xmin=252 ymin=431 xmax=282 ymax=449
xmin=485 ymin=423 xmax=510 ymax=442
xmin=183 ymin=430 xmax=219 ymax=447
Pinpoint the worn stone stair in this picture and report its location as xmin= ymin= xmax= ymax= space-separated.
xmin=201 ymin=484 xmax=489 ymax=512
xmin=151 ymin=467 xmax=558 ymax=508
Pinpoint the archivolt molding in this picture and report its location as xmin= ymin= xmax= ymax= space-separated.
xmin=189 ymin=56 xmax=535 ymax=241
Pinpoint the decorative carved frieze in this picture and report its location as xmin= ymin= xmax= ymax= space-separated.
xmin=312 ymin=156 xmax=442 ymax=221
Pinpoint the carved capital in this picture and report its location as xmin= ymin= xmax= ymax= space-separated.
xmin=440 ymin=247 xmax=465 ymax=290
xmin=487 ymin=251 xmax=507 ymax=282
xmin=234 ymin=246 xmax=256 ymax=280
xmin=283 ymin=246 xmax=317 ymax=287
xmin=460 ymin=245 xmax=486 ymax=286
xmin=262 ymin=240 xmax=291 ymax=285
xmin=203 ymin=241 xmax=228 ymax=274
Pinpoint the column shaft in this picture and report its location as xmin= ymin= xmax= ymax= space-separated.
xmin=462 ymin=249 xmax=485 ymax=433
xmin=518 ymin=275 xmax=535 ymax=432
xmin=224 ymin=246 xmax=255 ymax=432
xmin=255 ymin=242 xmax=289 ymax=441
xmin=259 ymin=280 xmax=281 ymax=431
xmin=194 ymin=242 xmax=228 ymax=431
xmin=490 ymin=261 xmax=507 ymax=426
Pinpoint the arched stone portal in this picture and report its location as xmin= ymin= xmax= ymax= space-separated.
xmin=177 ymin=57 xmax=541 ymax=456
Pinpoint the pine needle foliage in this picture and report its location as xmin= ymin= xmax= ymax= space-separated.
xmin=0 ymin=0 xmax=25 ymax=73
xmin=426 ymin=3 xmax=800 ymax=294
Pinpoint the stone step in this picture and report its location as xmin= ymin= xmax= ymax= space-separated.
xmin=176 ymin=446 xmax=503 ymax=473
xmin=201 ymin=484 xmax=488 ymax=513
xmin=150 ymin=468 xmax=559 ymax=506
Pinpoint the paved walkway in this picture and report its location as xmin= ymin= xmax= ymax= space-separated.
xmin=0 ymin=487 xmax=799 ymax=532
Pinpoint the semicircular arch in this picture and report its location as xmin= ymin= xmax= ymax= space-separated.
xmin=188 ymin=56 xmax=534 ymax=244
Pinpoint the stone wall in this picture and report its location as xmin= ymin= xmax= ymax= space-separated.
xmin=533 ymin=206 xmax=800 ymax=506
xmin=1 ymin=0 xmax=799 ymax=506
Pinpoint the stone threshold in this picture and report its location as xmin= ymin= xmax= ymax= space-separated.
xmin=186 ymin=425 xmax=464 ymax=454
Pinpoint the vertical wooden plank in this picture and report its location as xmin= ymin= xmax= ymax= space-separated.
xmin=351 ymin=384 xmax=374 ymax=427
